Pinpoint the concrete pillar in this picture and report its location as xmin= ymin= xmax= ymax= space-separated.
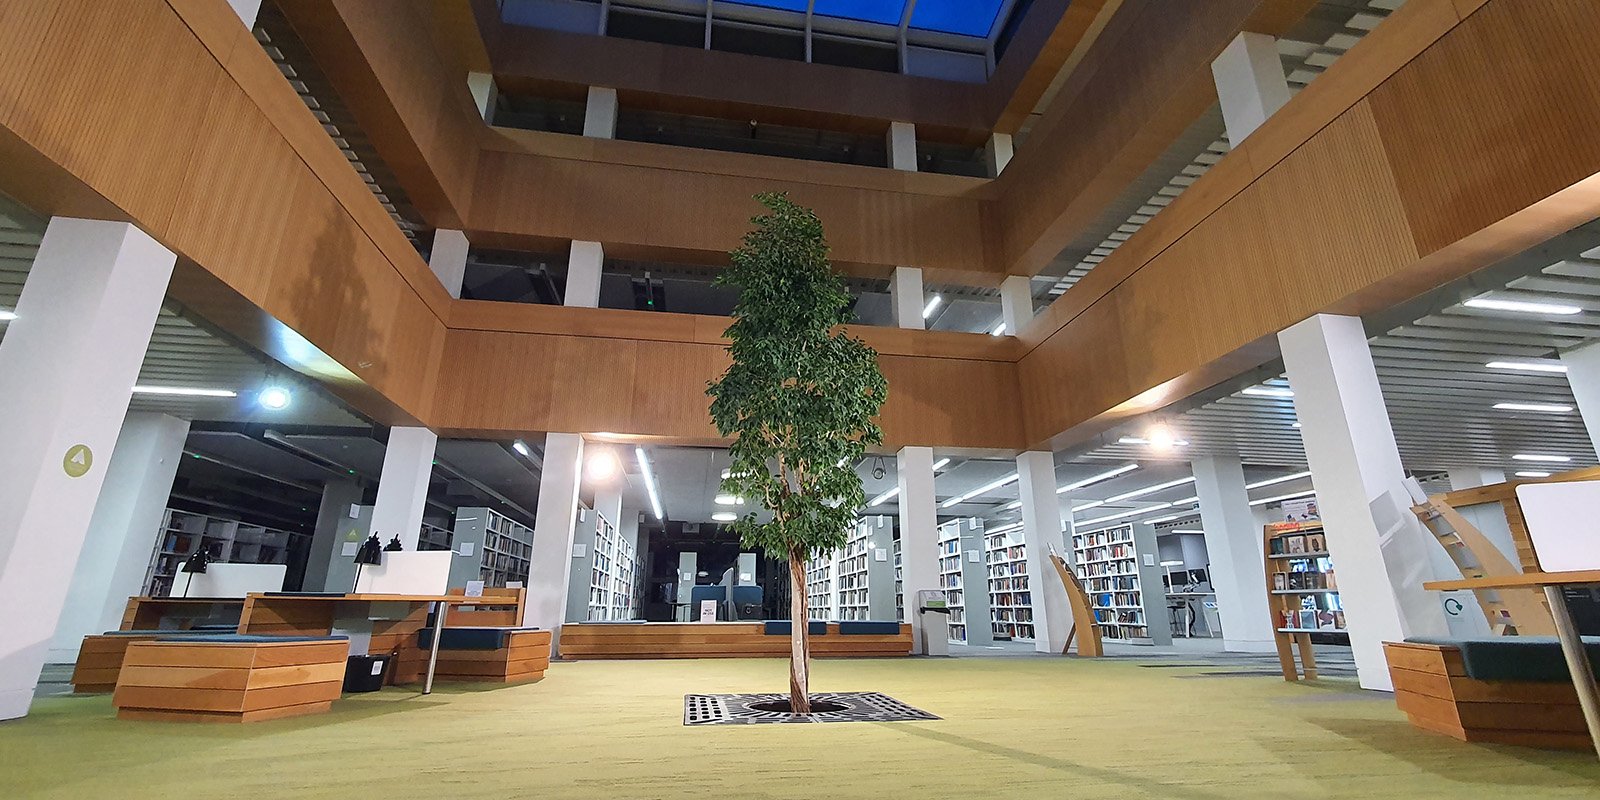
xmin=583 ymin=86 xmax=618 ymax=139
xmin=529 ymin=433 xmax=584 ymax=649
xmin=1211 ymin=32 xmax=1291 ymax=147
xmin=467 ymin=71 xmax=498 ymax=124
xmin=895 ymin=446 xmax=940 ymax=653
xmin=1280 ymin=314 xmax=1448 ymax=690
xmin=1560 ymin=340 xmax=1600 ymax=447
xmin=370 ymin=427 xmax=437 ymax=550
xmin=887 ymin=121 xmax=917 ymax=171
xmin=303 ymin=479 xmax=364 ymax=592
xmin=1191 ymin=455 xmax=1276 ymax=652
xmin=999 ymin=275 xmax=1033 ymax=336
xmin=227 ymin=0 xmax=262 ymax=27
xmin=0 ymin=218 xmax=176 ymax=720
xmin=1016 ymin=451 xmax=1067 ymax=653
xmin=428 ymin=229 xmax=469 ymax=298
xmin=983 ymin=132 xmax=1014 ymax=178
xmin=565 ymin=240 xmax=604 ymax=308
xmin=889 ymin=266 xmax=926 ymax=331
xmin=48 ymin=412 xmax=189 ymax=661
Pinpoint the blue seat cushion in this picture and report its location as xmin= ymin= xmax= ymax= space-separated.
xmin=102 ymin=629 xmax=219 ymax=636
xmin=838 ymin=621 xmax=901 ymax=636
xmin=763 ymin=620 xmax=827 ymax=636
xmin=417 ymin=627 xmax=541 ymax=650
xmin=168 ymin=634 xmax=349 ymax=644
xmin=1405 ymin=636 xmax=1600 ymax=682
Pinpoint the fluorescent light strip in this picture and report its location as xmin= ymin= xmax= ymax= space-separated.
xmin=931 ymin=457 xmax=951 ymax=471
xmin=1076 ymin=503 xmax=1175 ymax=527
xmin=1248 ymin=489 xmax=1316 ymax=507
xmin=0 ymin=309 xmax=15 ymax=321
xmin=1056 ymin=463 xmax=1139 ymax=494
xmin=1513 ymin=453 xmax=1571 ymax=463
xmin=1463 ymin=297 xmax=1582 ymax=315
xmin=921 ymin=295 xmax=942 ymax=319
xmin=1493 ymin=402 xmax=1573 ymax=412
xmin=985 ymin=521 xmax=1023 ymax=536
xmin=940 ymin=473 xmax=1019 ymax=508
xmin=1515 ymin=471 xmax=1551 ymax=478
xmin=1104 ymin=476 xmax=1196 ymax=504
xmin=867 ymin=487 xmax=900 ymax=508
xmin=512 ymin=440 xmax=531 ymax=457
xmin=634 ymin=447 xmax=665 ymax=520
xmin=1486 ymin=360 xmax=1567 ymax=374
xmin=990 ymin=322 xmax=1007 ymax=336
xmin=1245 ymin=470 xmax=1312 ymax=490
xmin=1119 ymin=436 xmax=1189 ymax=446
xmin=132 ymin=385 xmax=238 ymax=398
xmin=1241 ymin=386 xmax=1295 ymax=398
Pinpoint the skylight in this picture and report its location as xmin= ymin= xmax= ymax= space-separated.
xmin=730 ymin=0 xmax=1009 ymax=38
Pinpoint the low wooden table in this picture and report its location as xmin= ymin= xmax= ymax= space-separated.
xmin=1423 ymin=570 xmax=1600 ymax=759
xmin=112 ymin=636 xmax=349 ymax=723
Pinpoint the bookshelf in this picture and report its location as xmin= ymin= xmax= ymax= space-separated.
xmin=986 ymin=525 xmax=1034 ymax=641
xmin=1264 ymin=520 xmax=1344 ymax=680
xmin=451 ymin=507 xmax=535 ymax=588
xmin=142 ymin=509 xmax=301 ymax=596
xmin=939 ymin=518 xmax=993 ymax=646
xmin=586 ymin=512 xmax=639 ymax=620
xmin=893 ymin=537 xmax=903 ymax=622
xmin=1072 ymin=523 xmax=1149 ymax=641
xmin=805 ymin=515 xmax=895 ymax=620
xmin=805 ymin=550 xmax=834 ymax=620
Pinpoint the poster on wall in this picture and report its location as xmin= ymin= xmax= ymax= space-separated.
xmin=1280 ymin=497 xmax=1320 ymax=522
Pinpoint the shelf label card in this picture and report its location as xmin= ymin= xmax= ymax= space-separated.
xmin=464 ymin=580 xmax=485 ymax=598
xmin=456 ymin=542 xmax=475 ymax=558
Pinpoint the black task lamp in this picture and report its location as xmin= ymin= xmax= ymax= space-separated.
xmin=179 ymin=545 xmax=212 ymax=598
xmin=384 ymin=535 xmax=404 ymax=552
xmin=352 ymin=533 xmax=384 ymax=592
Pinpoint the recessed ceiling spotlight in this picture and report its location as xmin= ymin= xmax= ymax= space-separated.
xmin=257 ymin=386 xmax=291 ymax=409
xmin=1463 ymin=297 xmax=1582 ymax=315
xmin=586 ymin=449 xmax=620 ymax=481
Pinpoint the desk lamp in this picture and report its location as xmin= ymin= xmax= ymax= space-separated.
xmin=179 ymin=546 xmax=211 ymax=598
xmin=353 ymin=533 xmax=384 ymax=592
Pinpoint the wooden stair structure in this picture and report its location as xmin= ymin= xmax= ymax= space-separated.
xmin=1048 ymin=552 xmax=1103 ymax=657
xmin=1410 ymin=494 xmax=1554 ymax=635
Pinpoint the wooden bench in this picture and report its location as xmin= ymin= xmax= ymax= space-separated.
xmin=1384 ymin=638 xmax=1600 ymax=750
xmin=559 ymin=621 xmax=913 ymax=659
xmin=112 ymin=635 xmax=349 ymax=723
xmin=72 ymin=630 xmax=228 ymax=693
xmin=394 ymin=627 xmax=552 ymax=684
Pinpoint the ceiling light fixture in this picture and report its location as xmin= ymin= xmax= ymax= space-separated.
xmin=586 ymin=449 xmax=620 ymax=481
xmin=932 ymin=457 xmax=951 ymax=471
xmin=0 ymin=309 xmax=15 ymax=321
xmin=1248 ymin=489 xmax=1317 ymax=507
xmin=1104 ymin=476 xmax=1197 ymax=504
xmin=1076 ymin=503 xmax=1177 ymax=527
xmin=512 ymin=440 xmax=531 ymax=457
xmin=1486 ymin=360 xmax=1567 ymax=374
xmin=1512 ymin=453 xmax=1571 ymax=463
xmin=1493 ymin=402 xmax=1573 ymax=412
xmin=1056 ymin=463 xmax=1139 ymax=494
xmin=132 ymin=385 xmax=239 ymax=398
xmin=940 ymin=472 xmax=1019 ymax=508
xmin=711 ymin=511 xmax=736 ymax=522
xmin=1241 ymin=386 xmax=1295 ymax=398
xmin=985 ymin=521 xmax=1024 ymax=536
xmin=257 ymin=386 xmax=292 ymax=410
xmin=1463 ymin=297 xmax=1582 ymax=315
xmin=867 ymin=487 xmax=900 ymax=508
xmin=1515 ymin=470 xmax=1551 ymax=478
xmin=714 ymin=494 xmax=739 ymax=505
xmin=990 ymin=322 xmax=1007 ymax=336
xmin=1245 ymin=470 xmax=1312 ymax=491
xmin=635 ymin=447 xmax=665 ymax=520
xmin=921 ymin=295 xmax=942 ymax=319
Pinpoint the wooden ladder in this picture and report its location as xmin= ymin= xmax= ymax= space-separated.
xmin=1412 ymin=497 xmax=1555 ymax=635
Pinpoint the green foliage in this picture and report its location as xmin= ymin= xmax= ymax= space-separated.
xmin=707 ymin=193 xmax=888 ymax=560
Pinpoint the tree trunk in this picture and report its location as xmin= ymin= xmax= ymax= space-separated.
xmin=788 ymin=548 xmax=811 ymax=714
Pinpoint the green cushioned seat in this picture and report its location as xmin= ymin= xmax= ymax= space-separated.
xmin=418 ymin=627 xmax=540 ymax=650
xmin=838 ymin=621 xmax=900 ymax=636
xmin=1404 ymin=636 xmax=1600 ymax=681
xmin=763 ymin=620 xmax=827 ymax=636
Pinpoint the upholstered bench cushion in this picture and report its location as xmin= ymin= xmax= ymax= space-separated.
xmin=175 ymin=634 xmax=349 ymax=644
xmin=763 ymin=620 xmax=827 ymax=636
xmin=102 ymin=629 xmax=217 ymax=636
xmin=417 ymin=627 xmax=542 ymax=650
xmin=838 ymin=621 xmax=901 ymax=636
xmin=1404 ymin=636 xmax=1600 ymax=681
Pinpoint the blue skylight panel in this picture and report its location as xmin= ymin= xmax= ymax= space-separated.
xmin=910 ymin=0 xmax=1005 ymax=37
xmin=726 ymin=0 xmax=811 ymax=11
xmin=812 ymin=0 xmax=910 ymax=27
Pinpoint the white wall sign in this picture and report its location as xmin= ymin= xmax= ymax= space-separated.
xmin=699 ymin=599 xmax=717 ymax=622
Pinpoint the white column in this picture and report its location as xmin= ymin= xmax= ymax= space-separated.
xmin=0 ymin=218 xmax=175 ymax=720
xmin=583 ymin=86 xmax=618 ymax=139
xmin=983 ymin=132 xmax=1014 ymax=178
xmin=428 ymin=229 xmax=469 ymax=299
xmin=887 ymin=121 xmax=917 ymax=171
xmin=48 ymin=412 xmax=189 ymax=661
xmin=1191 ymin=455 xmax=1276 ymax=652
xmin=529 ymin=433 xmax=584 ymax=650
xmin=371 ymin=426 xmax=438 ymax=549
xmin=565 ymin=240 xmax=604 ymax=308
xmin=999 ymin=275 xmax=1033 ymax=336
xmin=889 ymin=266 xmax=926 ymax=331
xmin=1560 ymin=340 xmax=1600 ymax=447
xmin=1016 ymin=451 xmax=1067 ymax=653
xmin=467 ymin=71 xmax=498 ymax=124
xmin=1211 ymin=32 xmax=1291 ymax=147
xmin=1280 ymin=314 xmax=1448 ymax=690
xmin=895 ymin=446 xmax=940 ymax=654
xmin=227 ymin=0 xmax=262 ymax=27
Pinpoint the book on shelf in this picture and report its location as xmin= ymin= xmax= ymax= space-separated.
xmin=1272 ymin=572 xmax=1287 ymax=591
xmin=1297 ymin=609 xmax=1317 ymax=630
xmin=1306 ymin=532 xmax=1326 ymax=552
xmin=1285 ymin=535 xmax=1307 ymax=554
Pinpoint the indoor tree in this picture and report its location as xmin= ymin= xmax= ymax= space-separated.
xmin=708 ymin=192 xmax=888 ymax=714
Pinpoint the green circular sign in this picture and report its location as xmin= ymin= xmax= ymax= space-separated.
xmin=62 ymin=444 xmax=93 ymax=478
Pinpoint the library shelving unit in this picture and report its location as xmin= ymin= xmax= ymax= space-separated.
xmin=805 ymin=515 xmax=896 ymax=620
xmin=451 ymin=507 xmax=535 ymax=588
xmin=893 ymin=537 xmax=903 ymax=622
xmin=1263 ymin=519 xmax=1345 ymax=680
xmin=939 ymin=518 xmax=993 ymax=646
xmin=986 ymin=524 xmax=1034 ymax=641
xmin=805 ymin=551 xmax=835 ymax=620
xmin=1072 ymin=523 xmax=1149 ymax=641
xmin=586 ymin=513 xmax=639 ymax=620
xmin=417 ymin=520 xmax=452 ymax=551
xmin=835 ymin=519 xmax=872 ymax=621
xmin=142 ymin=509 xmax=301 ymax=596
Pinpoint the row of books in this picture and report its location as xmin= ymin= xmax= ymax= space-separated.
xmin=1269 ymin=530 xmax=1328 ymax=556
xmin=1277 ymin=609 xmax=1347 ymax=631
xmin=1079 ymin=562 xmax=1137 ymax=577
xmin=1084 ymin=576 xmax=1138 ymax=592
xmin=1079 ymin=544 xmax=1134 ymax=561
xmin=1077 ymin=529 xmax=1132 ymax=548
xmin=1272 ymin=570 xmax=1338 ymax=591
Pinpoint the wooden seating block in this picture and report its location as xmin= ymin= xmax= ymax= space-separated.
xmin=559 ymin=622 xmax=913 ymax=659
xmin=395 ymin=629 xmax=552 ymax=684
xmin=113 ymin=637 xmax=349 ymax=723
xmin=1383 ymin=641 xmax=1592 ymax=751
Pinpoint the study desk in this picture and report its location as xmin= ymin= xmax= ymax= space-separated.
xmin=1422 ymin=571 xmax=1600 ymax=759
xmin=238 ymin=593 xmax=523 ymax=694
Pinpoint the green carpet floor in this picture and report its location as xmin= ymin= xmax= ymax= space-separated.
xmin=2 ymin=657 xmax=1596 ymax=798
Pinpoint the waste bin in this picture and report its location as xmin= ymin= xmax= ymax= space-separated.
xmin=343 ymin=654 xmax=392 ymax=693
